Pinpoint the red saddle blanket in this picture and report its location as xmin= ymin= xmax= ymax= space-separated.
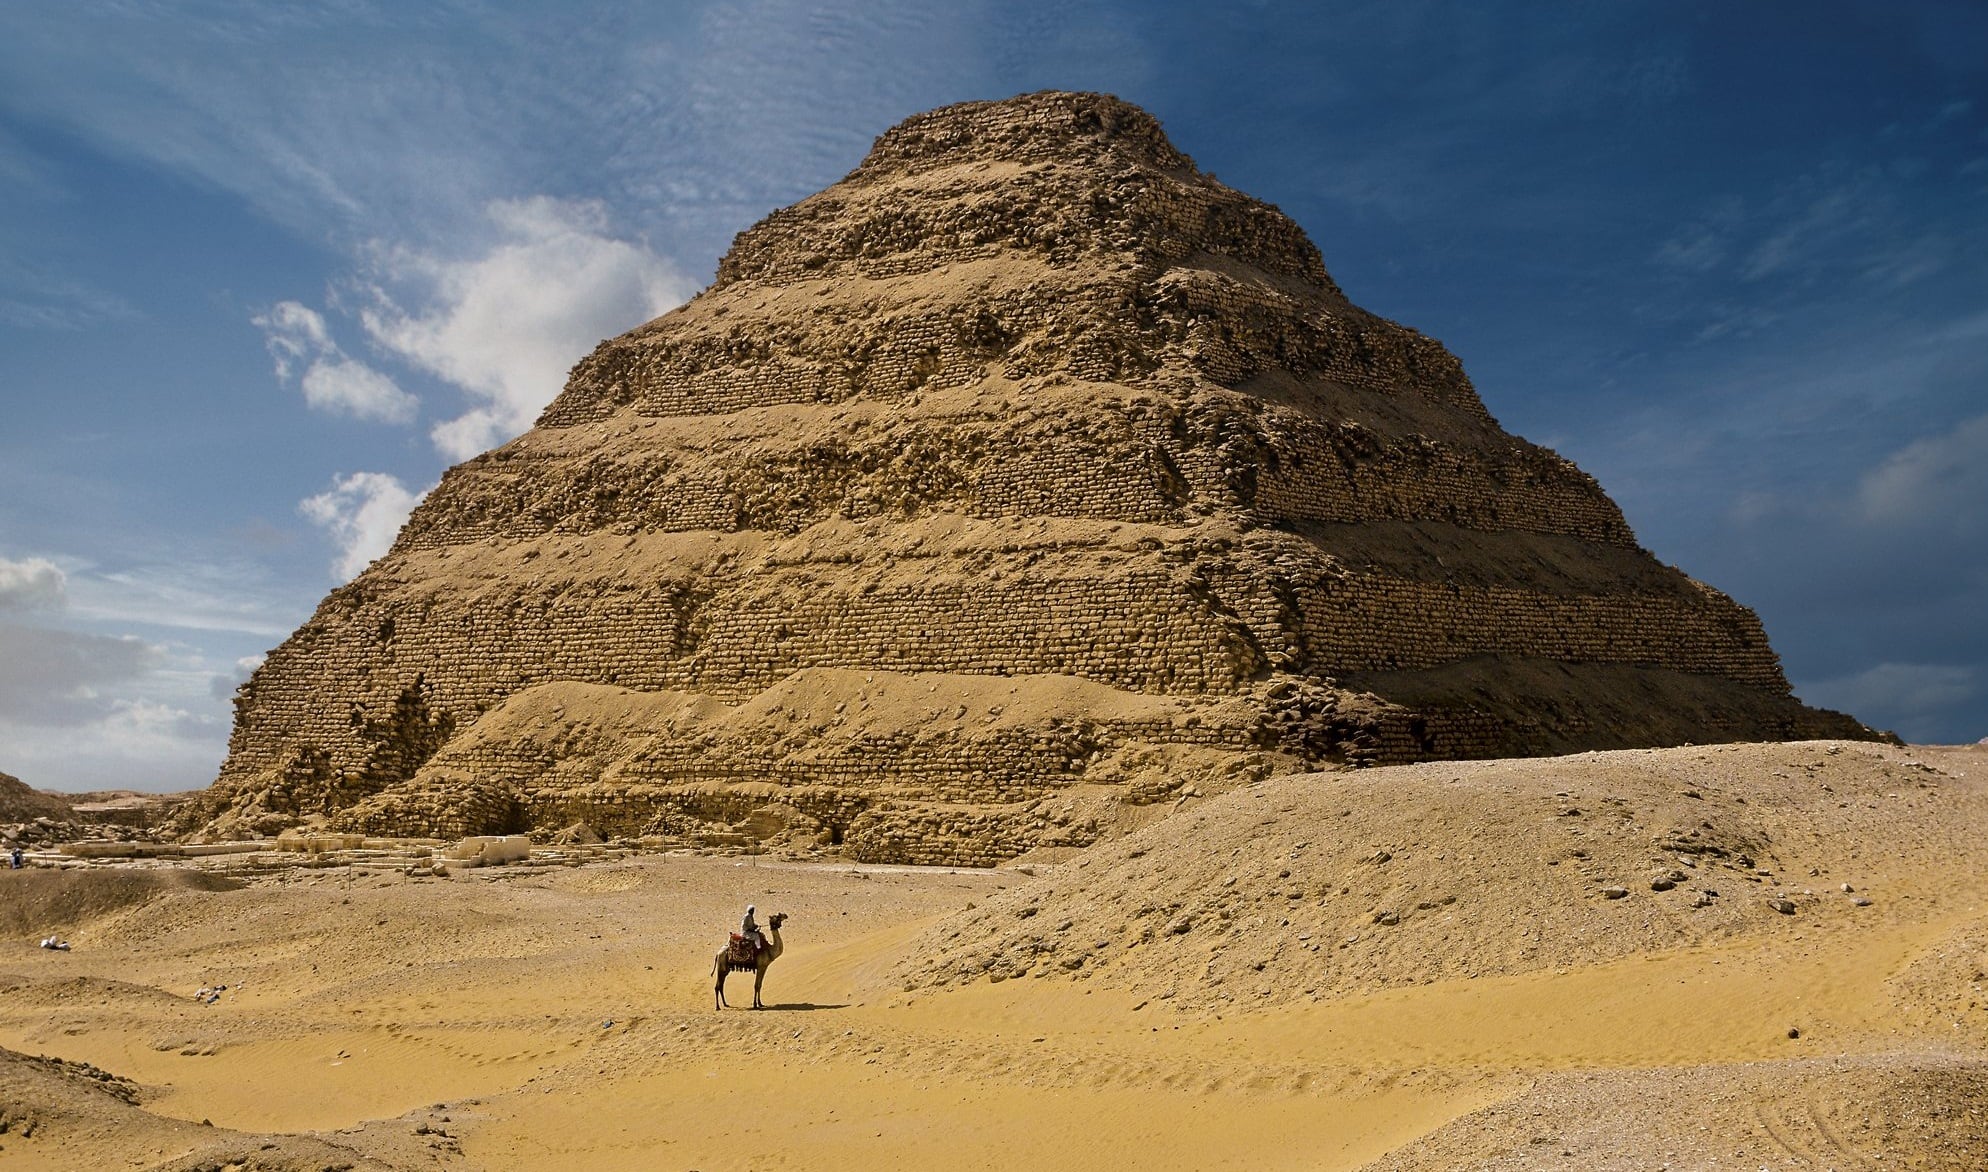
xmin=726 ymin=934 xmax=758 ymax=966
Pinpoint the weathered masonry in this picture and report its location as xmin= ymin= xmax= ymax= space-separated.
xmin=188 ymin=92 xmax=1881 ymax=861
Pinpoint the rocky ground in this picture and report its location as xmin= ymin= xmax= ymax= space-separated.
xmin=1 ymin=739 xmax=1983 ymax=1170
xmin=3 ymin=771 xmax=188 ymax=853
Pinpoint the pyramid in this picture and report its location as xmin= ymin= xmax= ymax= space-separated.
xmin=191 ymin=92 xmax=1878 ymax=861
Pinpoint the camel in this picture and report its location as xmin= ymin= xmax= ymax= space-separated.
xmin=713 ymin=912 xmax=785 ymax=1010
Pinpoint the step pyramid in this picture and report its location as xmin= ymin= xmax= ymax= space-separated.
xmin=190 ymin=92 xmax=1877 ymax=862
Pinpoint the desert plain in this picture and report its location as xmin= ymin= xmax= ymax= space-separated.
xmin=3 ymin=737 xmax=1986 ymax=1170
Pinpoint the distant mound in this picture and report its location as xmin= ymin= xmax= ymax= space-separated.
xmin=891 ymin=741 xmax=1985 ymax=1007
xmin=194 ymin=90 xmax=1879 ymax=860
xmin=0 ymin=1045 xmax=396 ymax=1171
xmin=0 ymin=768 xmax=71 ymax=824
xmin=0 ymin=868 xmax=242 ymax=939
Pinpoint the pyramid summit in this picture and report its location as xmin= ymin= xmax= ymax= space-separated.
xmin=190 ymin=91 xmax=1879 ymax=859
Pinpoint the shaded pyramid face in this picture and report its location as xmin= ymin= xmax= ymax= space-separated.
xmin=196 ymin=92 xmax=1877 ymax=860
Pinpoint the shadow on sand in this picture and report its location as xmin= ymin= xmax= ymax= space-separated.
xmin=757 ymin=1002 xmax=850 ymax=1012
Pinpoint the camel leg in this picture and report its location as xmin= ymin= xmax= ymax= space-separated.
xmin=714 ymin=956 xmax=728 ymax=1010
xmin=752 ymin=965 xmax=766 ymax=1010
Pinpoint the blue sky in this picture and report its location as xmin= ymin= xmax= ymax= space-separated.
xmin=1 ymin=1 xmax=1983 ymax=791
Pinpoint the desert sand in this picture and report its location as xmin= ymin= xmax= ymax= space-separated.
xmin=4 ymin=738 xmax=1985 ymax=1170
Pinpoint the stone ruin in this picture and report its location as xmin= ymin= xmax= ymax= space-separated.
xmin=182 ymin=91 xmax=1880 ymax=864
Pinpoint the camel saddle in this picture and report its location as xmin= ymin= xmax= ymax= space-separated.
xmin=725 ymin=933 xmax=759 ymax=969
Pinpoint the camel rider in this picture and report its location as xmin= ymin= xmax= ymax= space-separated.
xmin=741 ymin=904 xmax=765 ymax=953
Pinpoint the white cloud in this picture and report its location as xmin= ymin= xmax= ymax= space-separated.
xmin=254 ymin=298 xmax=417 ymax=423
xmin=360 ymin=196 xmax=693 ymax=460
xmin=1856 ymin=413 xmax=1988 ymax=533
xmin=300 ymin=472 xmax=424 ymax=581
xmin=256 ymin=194 xmax=693 ymax=451
xmin=424 ymin=409 xmax=504 ymax=464
xmin=252 ymin=299 xmax=331 ymax=379
xmin=300 ymin=356 xmax=418 ymax=423
xmin=0 ymin=556 xmax=66 ymax=611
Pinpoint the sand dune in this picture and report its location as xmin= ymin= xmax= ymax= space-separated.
xmin=895 ymin=739 xmax=1987 ymax=1007
xmin=1 ymin=740 xmax=1983 ymax=1169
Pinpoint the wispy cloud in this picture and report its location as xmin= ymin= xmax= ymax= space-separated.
xmin=0 ymin=259 xmax=140 ymax=331
xmin=359 ymin=196 xmax=692 ymax=459
xmin=1654 ymin=196 xmax=1745 ymax=274
xmin=0 ymin=691 xmax=229 ymax=793
xmin=0 ymin=1 xmax=1060 ymax=260
xmin=2 ymin=1 xmax=1142 ymax=464
xmin=0 ymin=549 xmax=266 ymax=790
xmin=0 ymin=4 xmax=466 ymax=242
xmin=1738 ymin=169 xmax=1894 ymax=284
xmin=1 ymin=0 xmax=1124 ymax=792
xmin=0 ymin=121 xmax=57 ymax=198
xmin=299 ymin=471 xmax=424 ymax=581
xmin=0 ymin=622 xmax=161 ymax=727
xmin=59 ymin=557 xmax=302 ymax=640
xmin=1646 ymin=110 xmax=1981 ymax=331
xmin=1856 ymin=413 xmax=1988 ymax=533
xmin=1572 ymin=308 xmax=1988 ymax=529
xmin=253 ymin=299 xmax=416 ymax=423
xmin=253 ymin=299 xmax=331 ymax=379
